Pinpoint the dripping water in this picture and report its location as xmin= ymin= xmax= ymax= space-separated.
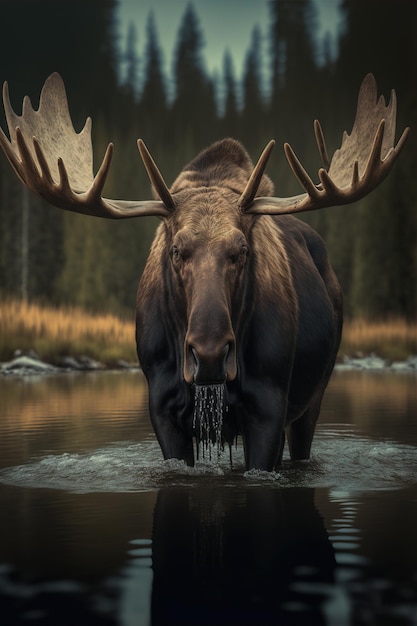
xmin=193 ymin=384 xmax=225 ymax=462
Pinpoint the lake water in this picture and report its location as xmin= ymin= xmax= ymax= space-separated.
xmin=0 ymin=369 xmax=416 ymax=625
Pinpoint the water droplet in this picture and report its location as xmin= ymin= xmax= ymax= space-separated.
xmin=192 ymin=384 xmax=225 ymax=462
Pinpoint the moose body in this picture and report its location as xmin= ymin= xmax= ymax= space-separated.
xmin=0 ymin=73 xmax=408 ymax=471
xmin=136 ymin=139 xmax=342 ymax=469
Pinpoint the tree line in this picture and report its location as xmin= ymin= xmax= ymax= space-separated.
xmin=0 ymin=0 xmax=416 ymax=318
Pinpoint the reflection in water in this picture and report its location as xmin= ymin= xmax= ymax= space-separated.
xmin=0 ymin=370 xmax=148 ymax=426
xmin=1 ymin=484 xmax=417 ymax=625
xmin=121 ymin=538 xmax=153 ymax=626
xmin=2 ymin=371 xmax=417 ymax=493
xmin=323 ymin=370 xmax=417 ymax=445
xmin=0 ymin=371 xmax=416 ymax=624
xmin=0 ymin=488 xmax=157 ymax=625
xmin=151 ymin=486 xmax=336 ymax=625
xmin=0 ymin=371 xmax=150 ymax=469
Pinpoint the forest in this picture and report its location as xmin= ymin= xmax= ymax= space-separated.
xmin=0 ymin=0 xmax=416 ymax=319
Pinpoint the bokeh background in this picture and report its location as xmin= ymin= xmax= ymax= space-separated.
xmin=0 ymin=0 xmax=415 ymax=319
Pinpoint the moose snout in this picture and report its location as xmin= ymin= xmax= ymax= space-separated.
xmin=184 ymin=336 xmax=237 ymax=385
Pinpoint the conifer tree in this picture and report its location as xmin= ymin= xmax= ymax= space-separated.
xmin=123 ymin=22 xmax=140 ymax=102
xmin=268 ymin=0 xmax=320 ymax=199
xmin=220 ymin=50 xmax=239 ymax=139
xmin=171 ymin=3 xmax=218 ymax=154
xmin=140 ymin=11 xmax=168 ymax=131
xmin=241 ymin=26 xmax=267 ymax=153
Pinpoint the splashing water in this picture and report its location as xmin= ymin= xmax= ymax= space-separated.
xmin=193 ymin=384 xmax=225 ymax=462
xmin=2 ymin=429 xmax=417 ymax=493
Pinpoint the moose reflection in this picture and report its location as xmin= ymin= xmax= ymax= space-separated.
xmin=151 ymin=486 xmax=336 ymax=625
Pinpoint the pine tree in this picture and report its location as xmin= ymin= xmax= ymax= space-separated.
xmin=141 ymin=12 xmax=167 ymax=115
xmin=220 ymin=50 xmax=239 ymax=139
xmin=267 ymin=0 xmax=321 ymax=203
xmin=241 ymin=26 xmax=267 ymax=153
xmin=171 ymin=3 xmax=218 ymax=154
xmin=269 ymin=0 xmax=318 ymax=101
xmin=123 ymin=21 xmax=140 ymax=102
xmin=139 ymin=11 xmax=169 ymax=150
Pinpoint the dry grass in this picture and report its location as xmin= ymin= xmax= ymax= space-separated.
xmin=341 ymin=318 xmax=417 ymax=361
xmin=0 ymin=299 xmax=138 ymax=365
xmin=0 ymin=299 xmax=416 ymax=366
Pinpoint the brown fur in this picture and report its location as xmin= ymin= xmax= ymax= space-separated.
xmin=140 ymin=140 xmax=295 ymax=328
xmin=136 ymin=138 xmax=342 ymax=470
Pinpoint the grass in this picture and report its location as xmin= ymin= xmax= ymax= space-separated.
xmin=340 ymin=318 xmax=417 ymax=362
xmin=0 ymin=299 xmax=138 ymax=366
xmin=0 ymin=299 xmax=416 ymax=366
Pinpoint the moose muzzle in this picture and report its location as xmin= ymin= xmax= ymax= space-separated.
xmin=184 ymin=334 xmax=237 ymax=385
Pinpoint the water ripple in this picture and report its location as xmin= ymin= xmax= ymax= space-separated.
xmin=1 ymin=430 xmax=416 ymax=493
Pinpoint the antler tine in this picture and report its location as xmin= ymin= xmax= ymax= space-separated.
xmin=137 ymin=139 xmax=175 ymax=211
xmin=392 ymin=125 xmax=411 ymax=158
xmin=0 ymin=73 xmax=171 ymax=219
xmin=0 ymin=83 xmax=28 ymax=185
xmin=89 ymin=142 xmax=114 ymax=199
xmin=363 ymin=118 xmax=386 ymax=183
xmin=314 ymin=120 xmax=330 ymax=170
xmin=239 ymin=140 xmax=275 ymax=210
xmin=284 ymin=142 xmax=320 ymax=200
xmin=247 ymin=73 xmax=410 ymax=216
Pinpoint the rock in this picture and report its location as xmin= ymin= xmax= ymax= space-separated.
xmin=392 ymin=355 xmax=417 ymax=371
xmin=57 ymin=356 xmax=84 ymax=370
xmin=406 ymin=355 xmax=417 ymax=370
xmin=336 ymin=353 xmax=417 ymax=372
xmin=77 ymin=355 xmax=104 ymax=370
xmin=362 ymin=355 xmax=388 ymax=370
xmin=391 ymin=361 xmax=411 ymax=371
xmin=336 ymin=354 xmax=388 ymax=371
xmin=0 ymin=355 xmax=58 ymax=375
xmin=116 ymin=359 xmax=139 ymax=370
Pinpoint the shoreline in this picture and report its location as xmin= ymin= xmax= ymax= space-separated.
xmin=0 ymin=351 xmax=140 ymax=377
xmin=1 ymin=350 xmax=416 ymax=378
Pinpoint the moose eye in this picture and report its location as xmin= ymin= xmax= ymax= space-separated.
xmin=231 ymin=245 xmax=248 ymax=263
xmin=172 ymin=246 xmax=180 ymax=261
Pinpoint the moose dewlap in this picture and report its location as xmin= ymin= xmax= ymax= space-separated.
xmin=0 ymin=73 xmax=408 ymax=471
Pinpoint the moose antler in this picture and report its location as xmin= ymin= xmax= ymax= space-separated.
xmin=0 ymin=72 xmax=174 ymax=218
xmin=241 ymin=74 xmax=409 ymax=214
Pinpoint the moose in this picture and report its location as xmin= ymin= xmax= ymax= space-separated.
xmin=0 ymin=73 xmax=408 ymax=471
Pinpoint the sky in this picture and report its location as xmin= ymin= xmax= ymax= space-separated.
xmin=117 ymin=0 xmax=342 ymax=83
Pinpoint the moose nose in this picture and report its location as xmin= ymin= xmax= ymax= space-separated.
xmin=184 ymin=338 xmax=237 ymax=385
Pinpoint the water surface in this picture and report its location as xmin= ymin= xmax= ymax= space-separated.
xmin=0 ymin=369 xmax=416 ymax=625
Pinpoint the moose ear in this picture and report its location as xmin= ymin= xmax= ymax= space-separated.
xmin=238 ymin=140 xmax=275 ymax=211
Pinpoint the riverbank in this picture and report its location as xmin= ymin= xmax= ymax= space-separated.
xmin=1 ymin=299 xmax=417 ymax=375
xmin=340 ymin=317 xmax=417 ymax=362
xmin=0 ymin=299 xmax=138 ymax=367
xmin=1 ymin=350 xmax=417 ymax=377
xmin=0 ymin=351 xmax=139 ymax=376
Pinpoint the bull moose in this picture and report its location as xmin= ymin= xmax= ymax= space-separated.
xmin=0 ymin=73 xmax=408 ymax=471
